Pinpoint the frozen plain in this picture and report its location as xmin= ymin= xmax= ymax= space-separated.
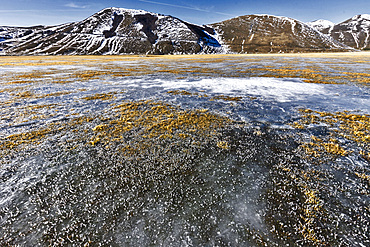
xmin=0 ymin=53 xmax=369 ymax=246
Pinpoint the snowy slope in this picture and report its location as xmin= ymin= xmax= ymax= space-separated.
xmin=0 ymin=25 xmax=46 ymax=51
xmin=306 ymin=19 xmax=334 ymax=32
xmin=0 ymin=26 xmax=45 ymax=41
xmin=210 ymin=14 xmax=350 ymax=53
xmin=322 ymin=14 xmax=370 ymax=49
xmin=3 ymin=7 xmax=223 ymax=55
xmin=1 ymin=8 xmax=355 ymax=55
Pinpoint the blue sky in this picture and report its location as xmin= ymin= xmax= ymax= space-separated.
xmin=0 ymin=0 xmax=369 ymax=27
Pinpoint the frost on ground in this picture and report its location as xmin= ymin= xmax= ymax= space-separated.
xmin=0 ymin=53 xmax=369 ymax=246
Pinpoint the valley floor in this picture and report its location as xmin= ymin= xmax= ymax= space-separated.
xmin=0 ymin=52 xmax=369 ymax=246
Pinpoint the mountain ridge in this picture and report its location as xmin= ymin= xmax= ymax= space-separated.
xmin=321 ymin=14 xmax=370 ymax=50
xmin=1 ymin=7 xmax=226 ymax=55
xmin=210 ymin=14 xmax=350 ymax=53
xmin=0 ymin=7 xmax=366 ymax=55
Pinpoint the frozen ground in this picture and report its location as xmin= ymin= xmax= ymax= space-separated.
xmin=0 ymin=53 xmax=369 ymax=246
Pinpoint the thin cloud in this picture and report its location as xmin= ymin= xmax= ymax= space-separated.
xmin=65 ymin=2 xmax=88 ymax=9
xmin=0 ymin=10 xmax=40 ymax=13
xmin=0 ymin=9 xmax=90 ymax=13
xmin=138 ymin=0 xmax=232 ymax=16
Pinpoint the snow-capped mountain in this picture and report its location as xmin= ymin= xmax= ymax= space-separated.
xmin=306 ymin=19 xmax=334 ymax=32
xmin=1 ymin=26 xmax=30 ymax=41
xmin=322 ymin=14 xmax=370 ymax=50
xmin=3 ymin=7 xmax=223 ymax=55
xmin=210 ymin=15 xmax=348 ymax=53
xmin=1 ymin=8 xmax=354 ymax=55
xmin=0 ymin=25 xmax=46 ymax=52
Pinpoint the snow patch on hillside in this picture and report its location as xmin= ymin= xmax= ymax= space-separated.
xmin=307 ymin=20 xmax=335 ymax=32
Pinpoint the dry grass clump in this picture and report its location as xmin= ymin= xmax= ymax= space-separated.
xmin=167 ymin=90 xmax=195 ymax=96
xmin=0 ymin=123 xmax=62 ymax=150
xmin=292 ymin=109 xmax=370 ymax=162
xmin=0 ymin=100 xmax=232 ymax=156
xmin=9 ymin=90 xmax=75 ymax=101
xmin=285 ymin=167 xmax=325 ymax=244
xmin=286 ymin=107 xmax=370 ymax=244
xmin=210 ymin=95 xmax=242 ymax=102
xmin=0 ymin=53 xmax=368 ymax=86
xmin=82 ymin=92 xmax=118 ymax=101
xmin=91 ymin=100 xmax=231 ymax=147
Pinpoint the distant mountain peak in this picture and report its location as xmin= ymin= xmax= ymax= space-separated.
xmin=97 ymin=7 xmax=159 ymax=16
xmin=321 ymin=14 xmax=370 ymax=49
xmin=211 ymin=14 xmax=348 ymax=53
xmin=350 ymin=14 xmax=370 ymax=21
xmin=306 ymin=19 xmax=335 ymax=32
